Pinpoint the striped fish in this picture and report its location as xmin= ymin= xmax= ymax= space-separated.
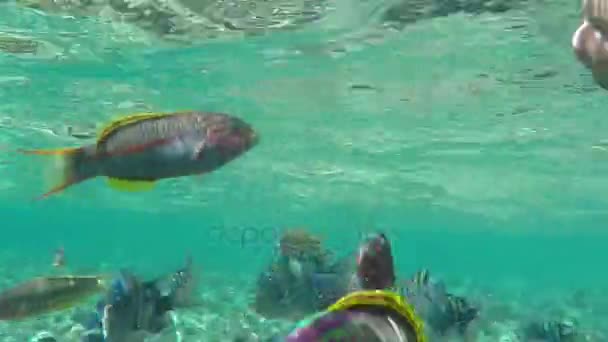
xmin=18 ymin=111 xmax=258 ymax=199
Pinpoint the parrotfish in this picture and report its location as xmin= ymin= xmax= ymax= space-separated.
xmin=279 ymin=290 xmax=426 ymax=342
xmin=80 ymin=257 xmax=197 ymax=342
xmin=0 ymin=275 xmax=107 ymax=320
xmin=355 ymin=232 xmax=396 ymax=290
xmin=310 ymin=232 xmax=396 ymax=310
xmin=18 ymin=111 xmax=259 ymax=199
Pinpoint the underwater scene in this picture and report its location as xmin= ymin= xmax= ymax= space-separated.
xmin=0 ymin=0 xmax=607 ymax=340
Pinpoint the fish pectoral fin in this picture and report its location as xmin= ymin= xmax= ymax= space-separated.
xmin=106 ymin=178 xmax=155 ymax=192
xmin=191 ymin=140 xmax=206 ymax=160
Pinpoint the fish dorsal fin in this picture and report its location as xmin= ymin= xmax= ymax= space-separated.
xmin=97 ymin=112 xmax=169 ymax=146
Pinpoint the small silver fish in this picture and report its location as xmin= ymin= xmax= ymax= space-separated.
xmin=0 ymin=275 xmax=107 ymax=320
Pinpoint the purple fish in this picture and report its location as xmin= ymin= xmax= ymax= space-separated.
xmin=355 ymin=233 xmax=396 ymax=290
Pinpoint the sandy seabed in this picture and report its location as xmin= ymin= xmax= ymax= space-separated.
xmin=0 ymin=267 xmax=606 ymax=342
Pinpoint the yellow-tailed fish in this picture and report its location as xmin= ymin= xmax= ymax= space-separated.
xmin=0 ymin=275 xmax=108 ymax=320
xmin=18 ymin=111 xmax=258 ymax=199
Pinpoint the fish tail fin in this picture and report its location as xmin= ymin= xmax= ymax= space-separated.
xmin=17 ymin=146 xmax=97 ymax=200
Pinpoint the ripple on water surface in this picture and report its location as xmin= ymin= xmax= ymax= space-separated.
xmin=0 ymin=1 xmax=607 ymax=225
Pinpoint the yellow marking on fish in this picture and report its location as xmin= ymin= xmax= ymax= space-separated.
xmin=327 ymin=290 xmax=427 ymax=342
xmin=106 ymin=177 xmax=155 ymax=192
xmin=97 ymin=112 xmax=170 ymax=145
xmin=18 ymin=147 xmax=80 ymax=155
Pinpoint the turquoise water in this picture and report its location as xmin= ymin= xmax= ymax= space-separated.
xmin=1 ymin=0 xmax=608 ymax=340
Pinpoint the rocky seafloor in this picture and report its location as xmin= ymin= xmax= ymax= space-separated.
xmin=1 ymin=266 xmax=607 ymax=342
